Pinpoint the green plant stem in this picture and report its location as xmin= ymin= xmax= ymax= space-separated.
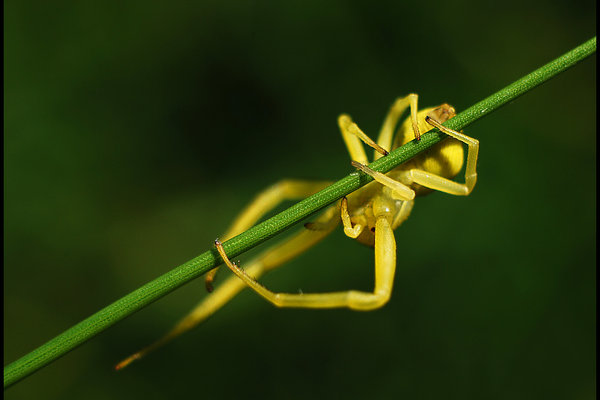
xmin=4 ymin=36 xmax=596 ymax=389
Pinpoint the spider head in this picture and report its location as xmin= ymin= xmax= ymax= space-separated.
xmin=427 ymin=103 xmax=456 ymax=123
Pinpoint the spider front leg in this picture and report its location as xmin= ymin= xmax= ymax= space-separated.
xmin=402 ymin=117 xmax=479 ymax=196
xmin=216 ymin=211 xmax=397 ymax=311
xmin=338 ymin=114 xmax=389 ymax=164
xmin=375 ymin=94 xmax=420 ymax=160
xmin=350 ymin=161 xmax=415 ymax=201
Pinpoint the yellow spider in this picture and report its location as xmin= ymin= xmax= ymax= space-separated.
xmin=115 ymin=94 xmax=479 ymax=369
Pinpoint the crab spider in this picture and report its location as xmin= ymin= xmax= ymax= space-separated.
xmin=116 ymin=94 xmax=479 ymax=370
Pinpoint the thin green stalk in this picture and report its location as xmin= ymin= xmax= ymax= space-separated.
xmin=4 ymin=36 xmax=596 ymax=389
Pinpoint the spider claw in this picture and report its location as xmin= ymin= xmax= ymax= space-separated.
xmin=205 ymin=280 xmax=214 ymax=293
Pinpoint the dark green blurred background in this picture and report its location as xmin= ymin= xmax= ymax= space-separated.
xmin=4 ymin=1 xmax=596 ymax=399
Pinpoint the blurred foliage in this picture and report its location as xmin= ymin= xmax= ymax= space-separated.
xmin=4 ymin=1 xmax=595 ymax=399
